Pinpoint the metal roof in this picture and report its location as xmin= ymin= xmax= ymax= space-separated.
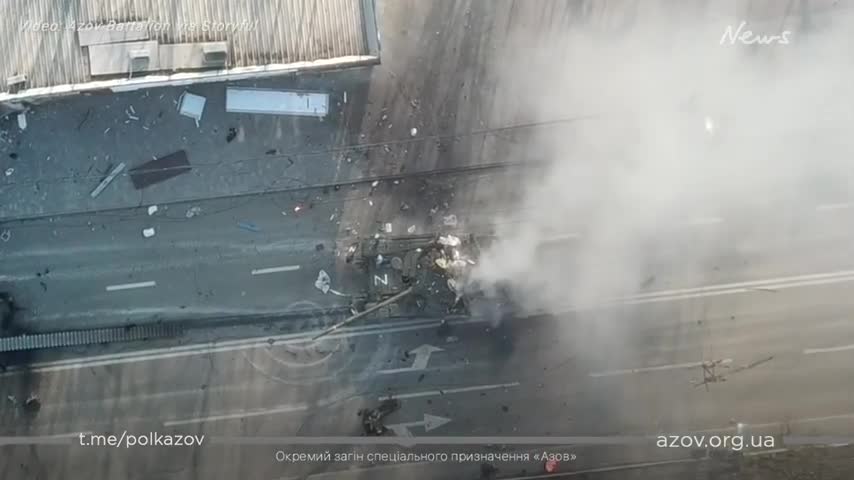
xmin=0 ymin=0 xmax=379 ymax=102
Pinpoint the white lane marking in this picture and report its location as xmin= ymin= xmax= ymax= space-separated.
xmin=251 ymin=265 xmax=301 ymax=275
xmin=0 ymin=318 xmax=487 ymax=376
xmin=744 ymin=448 xmax=789 ymax=457
xmin=539 ymin=233 xmax=582 ymax=244
xmin=589 ymin=359 xmax=733 ymax=378
xmin=164 ymin=404 xmax=309 ymax=426
xmin=686 ymin=217 xmax=723 ymax=226
xmin=625 ymin=269 xmax=854 ymax=300
xmin=816 ymin=203 xmax=852 ymax=211
xmin=105 ymin=281 xmax=156 ymax=292
xmin=43 ymin=431 xmax=92 ymax=439
xmin=381 ymin=382 xmax=521 ymax=401
xmin=804 ymin=344 xmax=854 ymax=355
xmin=698 ymin=412 xmax=854 ymax=434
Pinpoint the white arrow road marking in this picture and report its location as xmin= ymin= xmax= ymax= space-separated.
xmin=388 ymin=414 xmax=452 ymax=437
xmin=379 ymin=344 xmax=443 ymax=374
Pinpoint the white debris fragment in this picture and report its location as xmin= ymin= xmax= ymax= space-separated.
xmin=445 ymin=336 xmax=459 ymax=344
xmin=178 ymin=92 xmax=207 ymax=126
xmin=314 ymin=269 xmax=331 ymax=294
xmin=438 ymin=234 xmax=461 ymax=247
xmin=185 ymin=206 xmax=202 ymax=218
xmin=442 ymin=214 xmax=458 ymax=227
xmin=90 ymin=162 xmax=126 ymax=199
xmin=147 ymin=205 xmax=158 ymax=215
xmin=0 ymin=229 xmax=10 ymax=242
xmin=371 ymin=180 xmax=379 ymax=187
xmin=343 ymin=91 xmax=348 ymax=104
xmin=17 ymin=112 xmax=27 ymax=130
xmin=368 ymin=200 xmax=374 ymax=206
xmin=142 ymin=227 xmax=156 ymax=238
xmin=407 ymin=225 xmax=416 ymax=234
xmin=410 ymin=127 xmax=417 ymax=137
xmin=384 ymin=223 xmax=393 ymax=233
xmin=330 ymin=214 xmax=336 ymax=221
xmin=435 ymin=258 xmax=449 ymax=269
xmin=4 ymin=168 xmax=13 ymax=177
xmin=704 ymin=116 xmax=715 ymax=134
xmin=376 ymin=254 xmax=384 ymax=266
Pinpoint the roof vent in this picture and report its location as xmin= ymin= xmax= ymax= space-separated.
xmin=202 ymin=43 xmax=228 ymax=66
xmin=6 ymin=74 xmax=26 ymax=93
xmin=128 ymin=49 xmax=151 ymax=77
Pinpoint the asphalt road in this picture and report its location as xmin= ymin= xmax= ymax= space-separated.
xmin=4 ymin=203 xmax=854 ymax=478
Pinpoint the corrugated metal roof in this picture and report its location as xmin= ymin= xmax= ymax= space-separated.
xmin=0 ymin=0 xmax=377 ymax=99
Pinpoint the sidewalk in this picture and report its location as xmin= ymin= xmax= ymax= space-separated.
xmin=0 ymin=69 xmax=373 ymax=221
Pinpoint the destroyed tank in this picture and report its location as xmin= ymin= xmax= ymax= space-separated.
xmin=345 ymin=233 xmax=487 ymax=318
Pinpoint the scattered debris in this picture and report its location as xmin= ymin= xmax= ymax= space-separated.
xmin=400 ymin=202 xmax=410 ymax=211
xmin=376 ymin=254 xmax=385 ymax=266
xmin=6 ymin=395 xmax=15 ymax=405
xmin=371 ymin=180 xmax=379 ymax=187
xmin=265 ymin=149 xmax=277 ymax=155
xmin=90 ymin=162 xmax=126 ymax=199
xmin=294 ymin=204 xmax=303 ymax=213
xmin=438 ymin=234 xmax=461 ymax=247
xmin=142 ymin=227 xmax=156 ymax=238
xmin=147 ymin=205 xmax=158 ymax=216
xmin=315 ymin=243 xmax=325 ymax=251
xmin=315 ymin=270 xmax=332 ymax=294
xmin=410 ymin=127 xmax=417 ymax=136
xmin=76 ymin=108 xmax=92 ymax=130
xmin=237 ymin=222 xmax=260 ymax=232
xmin=4 ymin=168 xmax=13 ymax=177
xmin=407 ymin=225 xmax=416 ymax=234
xmin=17 ymin=112 xmax=27 ymax=130
xmin=185 ymin=206 xmax=202 ymax=218
xmin=8 ymin=153 xmax=17 ymax=159
xmin=226 ymin=127 xmax=237 ymax=143
xmin=442 ymin=214 xmax=458 ymax=227
xmin=384 ymin=223 xmax=393 ymax=233
xmin=23 ymin=394 xmax=40 ymax=414
xmin=445 ymin=336 xmax=459 ymax=343
xmin=343 ymin=91 xmax=348 ymax=104
xmin=360 ymin=398 xmax=401 ymax=436
xmin=368 ymin=200 xmax=374 ymax=206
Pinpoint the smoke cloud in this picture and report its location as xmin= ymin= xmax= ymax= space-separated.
xmin=470 ymin=2 xmax=854 ymax=314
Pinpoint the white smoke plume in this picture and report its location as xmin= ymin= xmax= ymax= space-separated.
xmin=470 ymin=2 xmax=854 ymax=314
